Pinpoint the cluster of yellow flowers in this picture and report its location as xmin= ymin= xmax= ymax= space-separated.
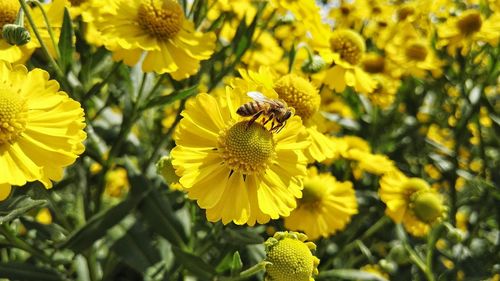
xmin=1 ymin=0 xmax=498 ymax=279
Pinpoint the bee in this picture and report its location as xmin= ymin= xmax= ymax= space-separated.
xmin=236 ymin=91 xmax=293 ymax=133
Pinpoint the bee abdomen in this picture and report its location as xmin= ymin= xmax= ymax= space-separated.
xmin=237 ymin=102 xmax=261 ymax=116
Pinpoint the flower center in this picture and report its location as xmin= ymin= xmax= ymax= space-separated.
xmin=362 ymin=53 xmax=385 ymax=73
xmin=0 ymin=87 xmax=28 ymax=145
xmin=0 ymin=0 xmax=20 ymax=35
xmin=410 ymin=190 xmax=444 ymax=224
xmin=69 ymin=0 xmax=86 ymax=6
xmin=301 ymin=178 xmax=326 ymax=205
xmin=456 ymin=10 xmax=482 ymax=35
xmin=218 ymin=121 xmax=275 ymax=175
xmin=330 ymin=29 xmax=365 ymax=65
xmin=266 ymin=238 xmax=316 ymax=281
xmin=273 ymin=74 xmax=320 ymax=122
xmin=405 ymin=41 xmax=428 ymax=61
xmin=397 ymin=5 xmax=415 ymax=21
xmin=137 ymin=0 xmax=184 ymax=40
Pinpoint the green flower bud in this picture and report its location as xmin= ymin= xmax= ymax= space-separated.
xmin=301 ymin=54 xmax=325 ymax=74
xmin=2 ymin=23 xmax=31 ymax=46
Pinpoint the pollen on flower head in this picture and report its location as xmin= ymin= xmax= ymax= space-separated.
xmin=330 ymin=29 xmax=366 ymax=65
xmin=0 ymin=0 xmax=20 ymax=32
xmin=264 ymin=231 xmax=320 ymax=281
xmin=273 ymin=74 xmax=320 ymax=122
xmin=0 ymin=88 xmax=28 ymax=144
xmin=456 ymin=10 xmax=482 ymax=35
xmin=218 ymin=121 xmax=275 ymax=175
xmin=137 ymin=0 xmax=184 ymax=40
xmin=405 ymin=41 xmax=428 ymax=62
xmin=410 ymin=189 xmax=444 ymax=224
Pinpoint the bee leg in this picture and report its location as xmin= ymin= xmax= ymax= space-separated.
xmin=246 ymin=111 xmax=263 ymax=129
xmin=262 ymin=113 xmax=274 ymax=126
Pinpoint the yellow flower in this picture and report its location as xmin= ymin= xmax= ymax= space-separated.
xmin=171 ymin=89 xmax=309 ymax=225
xmin=361 ymin=53 xmax=400 ymax=108
xmin=35 ymin=208 xmax=52 ymax=225
xmin=437 ymin=9 xmax=500 ymax=56
xmin=89 ymin=0 xmax=215 ymax=79
xmin=385 ymin=22 xmax=443 ymax=78
xmin=284 ymin=167 xmax=358 ymax=240
xmin=312 ymin=28 xmax=377 ymax=94
xmin=360 ymin=264 xmax=389 ymax=280
xmin=0 ymin=0 xmax=65 ymax=64
xmin=264 ymin=231 xmax=320 ymax=281
xmin=379 ymin=171 xmax=446 ymax=237
xmin=104 ymin=167 xmax=130 ymax=198
xmin=0 ymin=60 xmax=86 ymax=199
xmin=237 ymin=68 xmax=338 ymax=162
xmin=272 ymin=0 xmax=320 ymax=22
xmin=241 ymin=30 xmax=285 ymax=72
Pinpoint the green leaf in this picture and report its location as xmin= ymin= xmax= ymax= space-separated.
xmin=171 ymin=246 xmax=215 ymax=280
xmin=111 ymin=222 xmax=161 ymax=273
xmin=225 ymin=228 xmax=264 ymax=245
xmin=58 ymin=7 xmax=74 ymax=73
xmin=318 ymin=269 xmax=388 ymax=281
xmin=230 ymin=251 xmax=243 ymax=276
xmin=139 ymin=85 xmax=197 ymax=111
xmin=0 ymin=262 xmax=63 ymax=281
xmin=139 ymin=188 xmax=187 ymax=247
xmin=0 ymin=196 xmax=47 ymax=224
xmin=60 ymin=168 xmax=151 ymax=253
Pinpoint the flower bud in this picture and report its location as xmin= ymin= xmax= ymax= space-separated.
xmin=2 ymin=23 xmax=31 ymax=45
xmin=301 ymin=54 xmax=325 ymax=74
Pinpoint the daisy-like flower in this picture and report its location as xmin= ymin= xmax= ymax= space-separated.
xmin=311 ymin=28 xmax=377 ymax=94
xmin=284 ymin=167 xmax=358 ymax=240
xmin=0 ymin=0 xmax=65 ymax=64
xmin=385 ymin=23 xmax=443 ymax=78
xmin=379 ymin=170 xmax=446 ymax=237
xmin=237 ymin=68 xmax=338 ymax=162
xmin=89 ymin=0 xmax=215 ymax=79
xmin=437 ymin=9 xmax=500 ymax=56
xmin=0 ymin=60 xmax=86 ymax=200
xmin=171 ymin=88 xmax=309 ymax=225
xmin=264 ymin=231 xmax=320 ymax=281
xmin=361 ymin=53 xmax=399 ymax=108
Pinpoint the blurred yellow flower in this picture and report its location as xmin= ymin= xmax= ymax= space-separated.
xmin=35 ymin=208 xmax=53 ymax=225
xmin=104 ymin=167 xmax=130 ymax=198
xmin=284 ymin=167 xmax=358 ymax=240
xmin=171 ymin=90 xmax=309 ymax=225
xmin=264 ymin=231 xmax=320 ymax=281
xmin=437 ymin=10 xmax=500 ymax=56
xmin=90 ymin=0 xmax=215 ymax=79
xmin=379 ymin=171 xmax=445 ymax=237
xmin=0 ymin=60 xmax=86 ymax=199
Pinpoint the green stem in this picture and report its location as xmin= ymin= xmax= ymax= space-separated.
xmin=18 ymin=0 xmax=64 ymax=79
xmin=27 ymin=0 xmax=61 ymax=60
xmin=403 ymin=242 xmax=435 ymax=281
xmin=218 ymin=261 xmax=270 ymax=281
xmin=0 ymin=224 xmax=52 ymax=264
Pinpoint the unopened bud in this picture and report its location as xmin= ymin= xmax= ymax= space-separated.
xmin=301 ymin=54 xmax=325 ymax=74
xmin=2 ymin=24 xmax=31 ymax=46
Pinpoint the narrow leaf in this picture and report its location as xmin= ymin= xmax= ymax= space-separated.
xmin=0 ymin=262 xmax=63 ymax=281
xmin=171 ymin=246 xmax=215 ymax=280
xmin=0 ymin=196 xmax=47 ymax=223
xmin=58 ymin=7 xmax=74 ymax=73
xmin=140 ymin=85 xmax=197 ymax=111
xmin=319 ymin=269 xmax=388 ymax=281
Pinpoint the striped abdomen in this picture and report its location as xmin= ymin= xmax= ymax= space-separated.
xmin=236 ymin=101 xmax=266 ymax=116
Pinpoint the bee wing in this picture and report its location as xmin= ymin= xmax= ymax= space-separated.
xmin=247 ymin=91 xmax=280 ymax=106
